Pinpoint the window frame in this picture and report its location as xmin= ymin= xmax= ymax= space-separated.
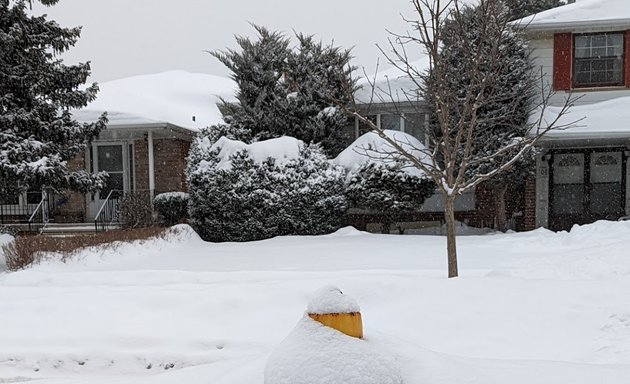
xmin=572 ymin=32 xmax=626 ymax=89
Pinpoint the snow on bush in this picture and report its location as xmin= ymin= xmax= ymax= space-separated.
xmin=335 ymin=131 xmax=436 ymax=233
xmin=264 ymin=316 xmax=402 ymax=384
xmin=186 ymin=133 xmax=347 ymax=242
xmin=154 ymin=192 xmax=189 ymax=226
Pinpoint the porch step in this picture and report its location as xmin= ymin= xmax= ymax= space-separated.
xmin=41 ymin=223 xmax=121 ymax=236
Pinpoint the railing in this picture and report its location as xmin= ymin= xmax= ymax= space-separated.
xmin=1 ymin=189 xmax=60 ymax=234
xmin=93 ymin=189 xmax=162 ymax=232
xmin=27 ymin=193 xmax=49 ymax=233
xmin=0 ymin=203 xmax=40 ymax=225
xmin=94 ymin=190 xmax=122 ymax=232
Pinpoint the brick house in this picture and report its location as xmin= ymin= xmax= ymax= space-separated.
xmin=1 ymin=71 xmax=235 ymax=229
xmin=522 ymin=0 xmax=630 ymax=231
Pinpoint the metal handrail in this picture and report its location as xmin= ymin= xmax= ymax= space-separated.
xmin=94 ymin=189 xmax=116 ymax=221
xmin=27 ymin=199 xmax=45 ymax=224
xmin=27 ymin=190 xmax=52 ymax=233
xmin=94 ymin=189 xmax=123 ymax=232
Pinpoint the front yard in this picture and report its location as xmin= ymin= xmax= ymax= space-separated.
xmin=0 ymin=222 xmax=629 ymax=383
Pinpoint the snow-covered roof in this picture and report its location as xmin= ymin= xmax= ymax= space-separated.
xmin=535 ymin=96 xmax=630 ymax=140
xmin=354 ymin=57 xmax=429 ymax=105
xmin=522 ymin=0 xmax=630 ymax=31
xmin=73 ymin=70 xmax=236 ymax=131
xmin=334 ymin=130 xmax=430 ymax=176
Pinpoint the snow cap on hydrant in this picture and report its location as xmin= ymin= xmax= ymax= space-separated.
xmin=307 ymin=285 xmax=363 ymax=339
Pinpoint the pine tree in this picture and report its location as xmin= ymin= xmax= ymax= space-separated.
xmin=211 ymin=25 xmax=290 ymax=143
xmin=346 ymin=163 xmax=435 ymax=234
xmin=504 ymin=0 xmax=565 ymax=20
xmin=0 ymin=0 xmax=107 ymax=202
xmin=425 ymin=1 xmax=536 ymax=231
xmin=210 ymin=25 xmax=357 ymax=157
xmin=284 ymin=34 xmax=357 ymax=156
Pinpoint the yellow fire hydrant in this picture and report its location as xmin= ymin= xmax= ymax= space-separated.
xmin=306 ymin=285 xmax=363 ymax=339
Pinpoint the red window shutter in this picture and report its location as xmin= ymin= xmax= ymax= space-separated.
xmin=625 ymin=30 xmax=630 ymax=87
xmin=553 ymin=33 xmax=572 ymax=91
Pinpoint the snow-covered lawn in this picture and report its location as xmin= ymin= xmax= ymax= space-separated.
xmin=0 ymin=222 xmax=629 ymax=383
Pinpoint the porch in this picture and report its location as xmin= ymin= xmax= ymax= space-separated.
xmin=1 ymin=124 xmax=193 ymax=234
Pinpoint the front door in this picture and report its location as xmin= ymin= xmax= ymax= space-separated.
xmin=89 ymin=144 xmax=130 ymax=218
xmin=549 ymin=150 xmax=626 ymax=231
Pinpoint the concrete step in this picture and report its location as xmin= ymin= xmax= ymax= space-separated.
xmin=41 ymin=223 xmax=121 ymax=236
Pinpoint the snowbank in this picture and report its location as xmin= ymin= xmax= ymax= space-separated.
xmin=334 ymin=130 xmax=430 ymax=177
xmin=1 ymin=221 xmax=630 ymax=383
xmin=306 ymin=286 xmax=360 ymax=315
xmin=73 ymin=71 xmax=236 ymax=131
xmin=264 ymin=316 xmax=402 ymax=384
xmin=0 ymin=234 xmax=13 ymax=271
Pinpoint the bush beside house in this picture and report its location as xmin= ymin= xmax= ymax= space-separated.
xmin=154 ymin=192 xmax=189 ymax=226
xmin=186 ymin=135 xmax=347 ymax=242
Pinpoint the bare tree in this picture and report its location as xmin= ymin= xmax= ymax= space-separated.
xmin=347 ymin=0 xmax=579 ymax=278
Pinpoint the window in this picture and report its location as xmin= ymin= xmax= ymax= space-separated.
xmin=574 ymin=33 xmax=624 ymax=87
xmin=552 ymin=154 xmax=584 ymax=215
xmin=590 ymin=152 xmax=623 ymax=215
xmin=355 ymin=112 xmax=428 ymax=144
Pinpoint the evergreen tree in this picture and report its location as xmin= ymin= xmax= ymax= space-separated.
xmin=211 ymin=25 xmax=290 ymax=143
xmin=424 ymin=1 xmax=536 ymax=231
xmin=346 ymin=163 xmax=435 ymax=234
xmin=284 ymin=34 xmax=356 ymax=155
xmin=0 ymin=0 xmax=107 ymax=202
xmin=211 ymin=25 xmax=357 ymax=156
xmin=504 ymin=0 xmax=565 ymax=20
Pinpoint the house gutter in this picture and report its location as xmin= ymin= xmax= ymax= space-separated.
xmin=524 ymin=18 xmax=630 ymax=33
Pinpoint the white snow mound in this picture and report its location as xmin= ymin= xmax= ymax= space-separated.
xmin=211 ymin=136 xmax=304 ymax=170
xmin=264 ymin=316 xmax=402 ymax=384
xmin=334 ymin=130 xmax=430 ymax=177
xmin=307 ymin=285 xmax=360 ymax=315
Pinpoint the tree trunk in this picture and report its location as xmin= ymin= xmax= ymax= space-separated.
xmin=444 ymin=195 xmax=458 ymax=278
xmin=494 ymin=184 xmax=508 ymax=232
xmin=381 ymin=220 xmax=391 ymax=234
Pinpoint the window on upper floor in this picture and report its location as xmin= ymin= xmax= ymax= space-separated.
xmin=573 ymin=33 xmax=624 ymax=88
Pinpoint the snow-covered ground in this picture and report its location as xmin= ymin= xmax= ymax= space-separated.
xmin=1 ymin=222 xmax=629 ymax=383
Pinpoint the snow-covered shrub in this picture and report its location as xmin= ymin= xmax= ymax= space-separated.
xmin=154 ymin=192 xmax=189 ymax=226
xmin=187 ymin=135 xmax=347 ymax=242
xmin=346 ymin=163 xmax=435 ymax=233
xmin=335 ymin=131 xmax=436 ymax=233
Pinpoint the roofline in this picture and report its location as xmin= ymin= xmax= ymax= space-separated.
xmin=540 ymin=131 xmax=630 ymax=140
xmin=524 ymin=18 xmax=630 ymax=33
xmin=105 ymin=122 xmax=197 ymax=139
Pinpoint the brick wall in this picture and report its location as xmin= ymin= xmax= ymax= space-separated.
xmin=521 ymin=177 xmax=537 ymax=231
xmin=133 ymin=138 xmax=190 ymax=193
xmin=154 ymin=138 xmax=189 ymax=192
xmin=134 ymin=139 xmax=150 ymax=191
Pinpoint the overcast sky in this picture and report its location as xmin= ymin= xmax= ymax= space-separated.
xmin=32 ymin=0 xmax=417 ymax=83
